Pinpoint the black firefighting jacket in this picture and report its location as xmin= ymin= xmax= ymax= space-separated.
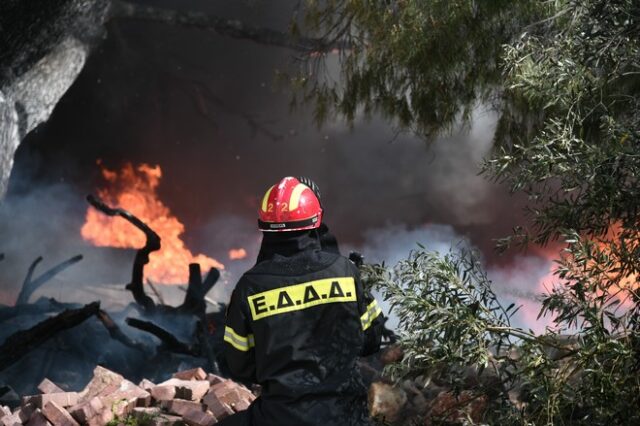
xmin=223 ymin=231 xmax=383 ymax=426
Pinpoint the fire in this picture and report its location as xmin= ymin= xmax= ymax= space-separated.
xmin=228 ymin=248 xmax=247 ymax=260
xmin=81 ymin=162 xmax=224 ymax=284
xmin=597 ymin=224 xmax=638 ymax=306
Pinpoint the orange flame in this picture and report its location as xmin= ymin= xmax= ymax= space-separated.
xmin=228 ymin=248 xmax=247 ymax=260
xmin=81 ymin=162 xmax=223 ymax=284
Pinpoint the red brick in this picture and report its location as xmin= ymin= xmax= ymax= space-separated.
xmin=37 ymin=380 xmax=64 ymax=395
xmin=150 ymin=385 xmax=176 ymax=402
xmin=0 ymin=412 xmax=23 ymax=426
xmin=202 ymin=392 xmax=234 ymax=420
xmin=68 ymin=396 xmax=104 ymax=424
xmin=42 ymin=401 xmax=79 ymax=426
xmin=155 ymin=379 xmax=209 ymax=402
xmin=232 ymin=398 xmax=251 ymax=412
xmin=132 ymin=407 xmax=161 ymax=421
xmin=206 ymin=374 xmax=224 ymax=385
xmin=98 ymin=380 xmax=150 ymax=418
xmin=172 ymin=368 xmax=207 ymax=381
xmin=22 ymin=393 xmax=79 ymax=409
xmin=16 ymin=402 xmax=36 ymax=422
xmin=138 ymin=379 xmax=155 ymax=391
xmin=209 ymin=381 xmax=235 ymax=396
xmin=78 ymin=366 xmax=124 ymax=402
xmin=26 ymin=409 xmax=52 ymax=426
xmin=183 ymin=409 xmax=217 ymax=426
xmin=149 ymin=414 xmax=183 ymax=426
xmin=216 ymin=389 xmax=242 ymax=408
xmin=160 ymin=399 xmax=205 ymax=417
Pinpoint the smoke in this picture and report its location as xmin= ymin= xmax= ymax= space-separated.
xmin=349 ymin=222 xmax=556 ymax=333
xmin=0 ymin=182 xmax=136 ymax=307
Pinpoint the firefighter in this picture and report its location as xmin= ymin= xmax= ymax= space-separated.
xmin=218 ymin=176 xmax=383 ymax=426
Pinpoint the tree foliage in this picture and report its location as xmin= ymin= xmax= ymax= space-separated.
xmin=296 ymin=0 xmax=549 ymax=134
xmin=364 ymin=247 xmax=640 ymax=425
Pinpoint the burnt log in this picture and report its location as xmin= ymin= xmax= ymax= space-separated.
xmin=0 ymin=301 xmax=100 ymax=371
xmin=146 ymin=279 xmax=165 ymax=305
xmin=87 ymin=194 xmax=159 ymax=312
xmin=96 ymin=309 xmax=146 ymax=353
xmin=0 ymin=298 xmax=80 ymax=323
xmin=125 ymin=317 xmax=197 ymax=356
xmin=16 ymin=255 xmax=83 ymax=305
xmin=178 ymin=264 xmax=220 ymax=315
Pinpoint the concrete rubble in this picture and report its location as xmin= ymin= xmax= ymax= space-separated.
xmin=0 ymin=367 xmax=255 ymax=426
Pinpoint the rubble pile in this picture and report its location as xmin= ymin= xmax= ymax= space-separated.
xmin=0 ymin=366 xmax=255 ymax=426
xmin=367 ymin=345 xmax=488 ymax=425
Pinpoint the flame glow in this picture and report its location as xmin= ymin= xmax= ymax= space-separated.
xmin=81 ymin=162 xmax=224 ymax=284
xmin=228 ymin=248 xmax=247 ymax=260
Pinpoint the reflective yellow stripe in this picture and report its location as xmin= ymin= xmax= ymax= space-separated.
xmin=361 ymin=300 xmax=382 ymax=331
xmin=248 ymin=277 xmax=357 ymax=321
xmin=261 ymin=185 xmax=275 ymax=212
xmin=224 ymin=326 xmax=255 ymax=352
xmin=289 ymin=183 xmax=308 ymax=211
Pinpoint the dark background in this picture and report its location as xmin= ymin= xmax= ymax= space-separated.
xmin=0 ymin=0 xmax=547 ymax=327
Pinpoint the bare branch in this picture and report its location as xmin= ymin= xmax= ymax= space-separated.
xmin=87 ymin=194 xmax=158 ymax=312
xmin=16 ymin=255 xmax=83 ymax=305
xmin=146 ymin=279 xmax=165 ymax=305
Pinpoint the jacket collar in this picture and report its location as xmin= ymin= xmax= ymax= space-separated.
xmin=256 ymin=230 xmax=321 ymax=263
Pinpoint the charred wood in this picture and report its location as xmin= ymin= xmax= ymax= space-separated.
xmin=87 ymin=194 xmax=159 ymax=312
xmin=0 ymin=301 xmax=100 ymax=371
xmin=0 ymin=298 xmax=79 ymax=323
xmin=125 ymin=317 xmax=197 ymax=356
xmin=96 ymin=309 xmax=146 ymax=353
xmin=16 ymin=255 xmax=83 ymax=305
xmin=146 ymin=279 xmax=165 ymax=305
xmin=179 ymin=263 xmax=205 ymax=315
xmin=202 ymin=267 xmax=220 ymax=297
xmin=196 ymin=319 xmax=219 ymax=375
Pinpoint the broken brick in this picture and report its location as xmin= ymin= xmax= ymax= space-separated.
xmin=155 ymin=379 xmax=209 ymax=402
xmin=0 ymin=412 xmax=23 ymax=426
xmin=26 ymin=409 xmax=52 ymax=426
xmin=150 ymin=385 xmax=176 ymax=402
xmin=138 ymin=379 xmax=155 ymax=391
xmin=78 ymin=366 xmax=124 ymax=402
xmin=16 ymin=402 xmax=36 ymax=423
xmin=68 ymin=396 xmax=104 ymax=424
xmin=0 ymin=406 xmax=9 ymax=419
xmin=149 ymin=414 xmax=183 ymax=426
xmin=172 ymin=368 xmax=207 ymax=381
xmin=37 ymin=380 xmax=64 ymax=395
xmin=42 ymin=401 xmax=79 ymax=426
xmin=231 ymin=398 xmax=251 ymax=412
xmin=182 ymin=409 xmax=217 ymax=426
xmin=202 ymin=392 xmax=234 ymax=420
xmin=160 ymin=399 xmax=205 ymax=417
xmin=206 ymin=374 xmax=224 ymax=386
xmin=22 ymin=393 xmax=79 ymax=409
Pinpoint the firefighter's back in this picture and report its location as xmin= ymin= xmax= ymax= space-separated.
xmin=233 ymin=248 xmax=371 ymax=426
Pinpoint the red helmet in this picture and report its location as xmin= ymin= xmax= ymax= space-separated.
xmin=258 ymin=177 xmax=323 ymax=232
